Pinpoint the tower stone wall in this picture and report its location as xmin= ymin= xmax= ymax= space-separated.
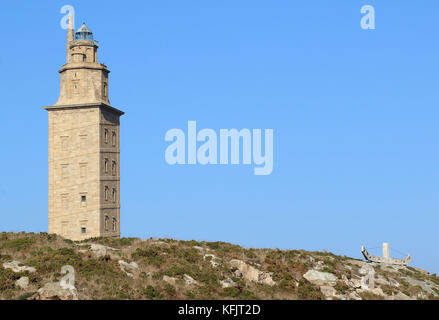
xmin=45 ymin=16 xmax=123 ymax=240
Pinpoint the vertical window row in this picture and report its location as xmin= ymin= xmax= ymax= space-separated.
xmin=104 ymin=128 xmax=117 ymax=147
xmin=104 ymin=186 xmax=117 ymax=203
xmin=104 ymin=215 xmax=117 ymax=233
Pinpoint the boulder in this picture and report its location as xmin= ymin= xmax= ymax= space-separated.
xmin=341 ymin=274 xmax=361 ymax=289
xmin=163 ymin=275 xmax=176 ymax=286
xmin=320 ymin=286 xmax=337 ymax=299
xmin=303 ymin=270 xmax=337 ymax=286
xmin=78 ymin=243 xmax=119 ymax=259
xmin=388 ymin=278 xmax=400 ymax=288
xmin=348 ymin=291 xmax=362 ymax=300
xmin=391 ymin=292 xmax=413 ymax=300
xmin=356 ymin=287 xmax=385 ymax=298
xmin=203 ymin=254 xmax=220 ymax=267
xmin=313 ymin=261 xmax=324 ymax=271
xmin=118 ymin=260 xmax=138 ymax=277
xmin=149 ymin=241 xmax=170 ymax=247
xmin=183 ymin=274 xmax=198 ymax=286
xmin=15 ymin=277 xmax=29 ymax=289
xmin=403 ymin=276 xmax=437 ymax=296
xmin=3 ymin=261 xmax=36 ymax=273
xmin=32 ymin=282 xmax=78 ymax=300
xmin=229 ymin=259 xmax=275 ymax=286
xmin=220 ymin=278 xmax=236 ymax=288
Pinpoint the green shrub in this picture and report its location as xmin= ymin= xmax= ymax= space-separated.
xmin=185 ymin=290 xmax=195 ymax=299
xmin=145 ymin=285 xmax=163 ymax=300
xmin=2 ymin=237 xmax=35 ymax=250
xmin=28 ymin=247 xmax=82 ymax=274
xmin=0 ymin=269 xmax=19 ymax=291
xmin=164 ymin=284 xmax=177 ymax=297
xmin=131 ymin=248 xmax=164 ymax=267
xmin=296 ymin=280 xmax=323 ymax=300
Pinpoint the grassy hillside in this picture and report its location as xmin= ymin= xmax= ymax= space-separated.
xmin=0 ymin=232 xmax=438 ymax=300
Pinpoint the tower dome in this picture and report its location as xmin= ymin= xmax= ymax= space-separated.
xmin=75 ymin=22 xmax=93 ymax=40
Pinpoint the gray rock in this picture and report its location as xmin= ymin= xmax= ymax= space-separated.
xmin=183 ymin=274 xmax=198 ymax=285
xmin=118 ymin=260 xmax=138 ymax=277
xmin=32 ymin=282 xmax=78 ymax=300
xmin=403 ymin=276 xmax=436 ymax=296
xmin=320 ymin=286 xmax=337 ymax=299
xmin=220 ymin=278 xmax=236 ymax=288
xmin=356 ymin=287 xmax=385 ymax=298
xmin=15 ymin=277 xmax=29 ymax=289
xmin=229 ymin=259 xmax=275 ymax=286
xmin=313 ymin=261 xmax=324 ymax=271
xmin=389 ymin=278 xmax=400 ymax=287
xmin=163 ymin=275 xmax=176 ymax=285
xmin=341 ymin=274 xmax=361 ymax=289
xmin=349 ymin=291 xmax=362 ymax=300
xmin=78 ymin=243 xmax=119 ymax=259
xmin=203 ymin=254 xmax=220 ymax=267
xmin=3 ymin=261 xmax=36 ymax=273
xmin=391 ymin=292 xmax=413 ymax=300
xmin=303 ymin=270 xmax=337 ymax=286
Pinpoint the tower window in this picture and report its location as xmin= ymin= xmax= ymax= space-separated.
xmin=112 ymin=218 xmax=117 ymax=232
xmin=73 ymin=82 xmax=79 ymax=94
xmin=112 ymin=188 xmax=117 ymax=202
xmin=112 ymin=161 xmax=116 ymax=176
xmin=81 ymin=227 xmax=86 ymax=234
xmin=80 ymin=194 xmax=87 ymax=207
xmin=104 ymin=129 xmax=109 ymax=144
xmin=105 ymin=216 xmax=109 ymax=231
xmin=104 ymin=158 xmax=109 ymax=173
xmin=105 ymin=186 xmax=109 ymax=201
xmin=112 ymin=132 xmax=116 ymax=146
xmin=104 ymin=83 xmax=107 ymax=97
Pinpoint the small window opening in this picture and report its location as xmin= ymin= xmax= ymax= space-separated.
xmin=105 ymin=216 xmax=109 ymax=231
xmin=112 ymin=161 xmax=116 ymax=176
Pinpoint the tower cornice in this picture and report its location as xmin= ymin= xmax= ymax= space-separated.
xmin=58 ymin=62 xmax=109 ymax=74
xmin=44 ymin=102 xmax=124 ymax=116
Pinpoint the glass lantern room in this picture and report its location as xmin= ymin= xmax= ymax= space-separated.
xmin=75 ymin=22 xmax=93 ymax=40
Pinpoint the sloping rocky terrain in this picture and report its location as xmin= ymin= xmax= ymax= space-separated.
xmin=0 ymin=232 xmax=438 ymax=300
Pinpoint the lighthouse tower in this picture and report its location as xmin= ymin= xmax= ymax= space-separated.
xmin=45 ymin=15 xmax=124 ymax=240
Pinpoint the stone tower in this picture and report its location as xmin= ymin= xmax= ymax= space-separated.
xmin=45 ymin=15 xmax=124 ymax=240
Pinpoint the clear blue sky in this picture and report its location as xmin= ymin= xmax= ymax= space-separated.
xmin=1 ymin=1 xmax=438 ymax=273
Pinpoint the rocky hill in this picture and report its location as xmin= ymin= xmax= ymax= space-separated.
xmin=0 ymin=232 xmax=438 ymax=300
